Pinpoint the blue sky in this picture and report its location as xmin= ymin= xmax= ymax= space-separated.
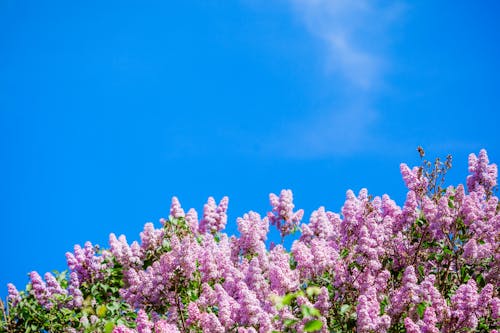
xmin=1 ymin=1 xmax=499 ymax=296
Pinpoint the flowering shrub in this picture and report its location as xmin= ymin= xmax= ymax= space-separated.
xmin=1 ymin=149 xmax=499 ymax=332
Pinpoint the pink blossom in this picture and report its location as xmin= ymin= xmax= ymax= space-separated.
xmin=268 ymin=189 xmax=304 ymax=238
xmin=7 ymin=283 xmax=20 ymax=307
xmin=136 ymin=309 xmax=153 ymax=333
xmin=169 ymin=196 xmax=185 ymax=218
xmin=199 ymin=196 xmax=229 ymax=234
xmin=467 ymin=149 xmax=498 ymax=194
xmin=400 ymin=163 xmax=428 ymax=193
xmin=237 ymin=211 xmax=268 ymax=255
xmin=112 ymin=325 xmax=137 ymax=333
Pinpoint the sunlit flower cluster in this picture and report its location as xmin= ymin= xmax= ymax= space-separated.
xmin=2 ymin=149 xmax=499 ymax=332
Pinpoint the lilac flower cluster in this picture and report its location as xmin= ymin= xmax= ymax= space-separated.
xmin=3 ymin=150 xmax=499 ymax=332
xmin=268 ymin=189 xmax=304 ymax=239
xmin=27 ymin=271 xmax=73 ymax=310
xmin=199 ymin=196 xmax=229 ymax=234
xmin=467 ymin=149 xmax=498 ymax=194
xmin=114 ymin=309 xmax=180 ymax=333
xmin=66 ymin=241 xmax=110 ymax=282
xmin=7 ymin=283 xmax=20 ymax=307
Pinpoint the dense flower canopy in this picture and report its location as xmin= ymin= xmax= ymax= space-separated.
xmin=1 ymin=149 xmax=499 ymax=332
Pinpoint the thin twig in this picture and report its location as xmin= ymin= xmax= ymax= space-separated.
xmin=0 ymin=298 xmax=10 ymax=332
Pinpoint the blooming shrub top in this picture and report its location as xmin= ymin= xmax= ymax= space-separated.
xmin=1 ymin=149 xmax=499 ymax=333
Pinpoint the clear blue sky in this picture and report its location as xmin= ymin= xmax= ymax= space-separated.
xmin=1 ymin=1 xmax=499 ymax=296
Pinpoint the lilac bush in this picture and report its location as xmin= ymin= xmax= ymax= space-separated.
xmin=1 ymin=149 xmax=499 ymax=332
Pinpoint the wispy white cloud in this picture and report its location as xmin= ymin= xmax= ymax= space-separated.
xmin=269 ymin=0 xmax=406 ymax=157
xmin=289 ymin=0 xmax=387 ymax=90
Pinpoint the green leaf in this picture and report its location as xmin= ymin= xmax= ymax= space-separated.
xmin=301 ymin=305 xmax=321 ymax=318
xmin=282 ymin=293 xmax=295 ymax=306
xmin=284 ymin=318 xmax=298 ymax=327
xmin=460 ymin=265 xmax=469 ymax=282
xmin=97 ymin=304 xmax=107 ymax=318
xmin=340 ymin=248 xmax=349 ymax=259
xmin=306 ymin=286 xmax=321 ymax=297
xmin=214 ymin=233 xmax=221 ymax=242
xmin=476 ymin=274 xmax=485 ymax=287
xmin=417 ymin=265 xmax=425 ymax=277
xmin=416 ymin=302 xmax=427 ymax=319
xmin=304 ymin=319 xmax=323 ymax=332
xmin=104 ymin=321 xmax=115 ymax=333
xmin=443 ymin=246 xmax=453 ymax=256
xmin=340 ymin=304 xmax=350 ymax=316
xmin=379 ymin=297 xmax=388 ymax=315
xmin=107 ymin=302 xmax=119 ymax=312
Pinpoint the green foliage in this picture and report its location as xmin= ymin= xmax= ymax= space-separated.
xmin=1 ymin=148 xmax=499 ymax=332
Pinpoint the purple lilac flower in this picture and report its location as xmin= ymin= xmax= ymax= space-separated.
xmin=268 ymin=245 xmax=299 ymax=294
xmin=170 ymin=196 xmax=185 ymax=218
xmin=463 ymin=238 xmax=478 ymax=260
xmin=185 ymin=208 xmax=199 ymax=234
xmin=200 ymin=312 xmax=224 ymax=333
xmin=389 ymin=266 xmax=418 ymax=317
xmin=268 ymin=189 xmax=304 ymax=239
xmin=154 ymin=320 xmax=180 ymax=333
xmin=244 ymin=257 xmax=271 ymax=305
xmin=214 ymin=283 xmax=237 ymax=328
xmin=450 ymin=279 xmax=480 ymax=330
xmin=68 ymin=272 xmax=83 ymax=308
xmin=29 ymin=271 xmax=48 ymax=307
xmin=237 ymin=328 xmax=257 ymax=333
xmin=467 ymin=149 xmax=498 ymax=194
xmin=396 ymin=190 xmax=418 ymax=233
xmin=109 ymin=233 xmax=142 ymax=268
xmin=404 ymin=317 xmax=422 ymax=333
xmin=7 ymin=283 xmax=20 ymax=307
xmin=136 ymin=309 xmax=153 ymax=333
xmin=199 ymin=234 xmax=223 ymax=283
xmin=421 ymin=307 xmax=439 ymax=333
xmin=400 ymin=163 xmax=428 ymax=194
xmin=356 ymin=291 xmax=391 ymax=332
xmin=5 ymin=150 xmax=500 ymax=332
xmin=237 ymin=211 xmax=268 ymax=255
xmin=417 ymin=275 xmax=449 ymax=322
xmin=301 ymin=207 xmax=335 ymax=242
xmin=112 ymin=325 xmax=137 ymax=333
xmin=90 ymin=315 xmax=99 ymax=325
xmin=291 ymin=240 xmax=314 ymax=279
xmin=186 ymin=301 xmax=201 ymax=326
xmin=140 ymin=222 xmax=164 ymax=252
xmin=310 ymin=238 xmax=337 ymax=276
xmin=177 ymin=236 xmax=201 ymax=279
xmin=235 ymin=281 xmax=263 ymax=327
xmin=66 ymin=241 xmax=107 ymax=283
xmin=490 ymin=297 xmax=499 ymax=320
xmin=44 ymin=272 xmax=66 ymax=298
xmin=478 ymin=284 xmax=494 ymax=317
xmin=199 ymin=196 xmax=229 ymax=234
xmin=314 ymin=287 xmax=331 ymax=316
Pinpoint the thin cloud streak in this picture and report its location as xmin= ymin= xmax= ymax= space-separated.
xmin=290 ymin=0 xmax=391 ymax=90
xmin=268 ymin=0 xmax=406 ymax=158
